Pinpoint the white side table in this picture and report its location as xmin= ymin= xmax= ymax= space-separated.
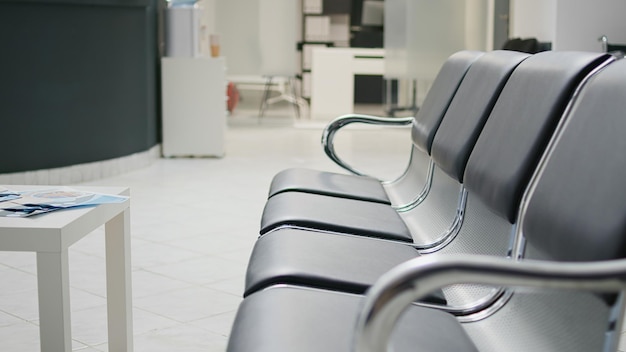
xmin=0 ymin=186 xmax=133 ymax=352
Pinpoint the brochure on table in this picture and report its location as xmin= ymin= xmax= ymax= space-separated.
xmin=0 ymin=186 xmax=128 ymax=217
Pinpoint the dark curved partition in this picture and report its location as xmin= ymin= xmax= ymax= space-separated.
xmin=0 ymin=0 xmax=162 ymax=174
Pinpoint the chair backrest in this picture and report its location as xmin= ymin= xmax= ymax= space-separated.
xmin=471 ymin=58 xmax=626 ymax=352
xmin=386 ymin=51 xmax=484 ymax=206
xmin=607 ymin=44 xmax=626 ymax=58
xmin=411 ymin=51 xmax=484 ymax=154
xmin=501 ymin=37 xmax=541 ymax=54
xmin=522 ymin=59 xmax=626 ymax=263
xmin=463 ymin=51 xmax=613 ymax=224
xmin=429 ymin=50 xmax=530 ymax=182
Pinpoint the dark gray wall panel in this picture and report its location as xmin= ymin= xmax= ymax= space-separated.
xmin=0 ymin=0 xmax=160 ymax=173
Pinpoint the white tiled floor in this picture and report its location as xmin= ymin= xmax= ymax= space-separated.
xmin=2 ymin=103 xmax=626 ymax=351
xmin=0 ymin=105 xmax=414 ymax=351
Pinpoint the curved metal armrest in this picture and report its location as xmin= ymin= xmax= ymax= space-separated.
xmin=354 ymin=254 xmax=626 ymax=352
xmin=321 ymin=114 xmax=414 ymax=178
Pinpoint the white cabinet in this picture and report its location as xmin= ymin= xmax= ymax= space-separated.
xmin=161 ymin=57 xmax=226 ymax=157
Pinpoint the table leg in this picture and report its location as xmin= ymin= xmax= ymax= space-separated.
xmin=37 ymin=250 xmax=71 ymax=352
xmin=105 ymin=208 xmax=134 ymax=351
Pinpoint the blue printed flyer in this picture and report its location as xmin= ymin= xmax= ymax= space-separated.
xmin=0 ymin=187 xmax=128 ymax=218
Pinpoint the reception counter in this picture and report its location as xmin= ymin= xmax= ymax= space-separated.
xmin=0 ymin=0 xmax=162 ymax=176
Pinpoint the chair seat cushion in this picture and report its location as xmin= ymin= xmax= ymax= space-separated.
xmin=260 ymin=192 xmax=412 ymax=242
xmin=268 ymin=168 xmax=391 ymax=204
xmin=244 ymin=228 xmax=446 ymax=304
xmin=227 ymin=286 xmax=478 ymax=352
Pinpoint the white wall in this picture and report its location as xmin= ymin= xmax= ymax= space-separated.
xmin=554 ymin=0 xmax=626 ymax=51
xmin=214 ymin=0 xmax=261 ymax=75
xmin=510 ymin=0 xmax=556 ymax=43
xmin=214 ymin=0 xmax=299 ymax=76
xmin=258 ymin=0 xmax=298 ymax=76
xmin=466 ymin=0 xmax=490 ymax=51
xmin=511 ymin=0 xmax=626 ymax=51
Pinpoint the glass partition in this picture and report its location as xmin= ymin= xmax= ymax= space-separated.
xmin=385 ymin=0 xmax=489 ymax=80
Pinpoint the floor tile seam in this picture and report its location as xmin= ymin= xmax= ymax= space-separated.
xmin=130 ymin=306 xmax=218 ymax=330
xmin=64 ymin=298 xmax=108 ymax=314
xmin=187 ymin=319 xmax=233 ymax=338
xmin=69 ymin=248 xmax=106 ymax=260
xmin=133 ymin=233 xmax=209 ymax=247
xmin=132 ymin=261 xmax=200 ymax=273
xmin=130 ymin=234 xmax=207 ymax=245
xmin=142 ymin=264 xmax=246 ymax=286
xmin=131 ymin=246 xmax=202 ymax=267
xmin=91 ymin=342 xmax=108 ymax=351
xmin=131 ymin=306 xmax=185 ymax=327
xmin=0 ymin=309 xmax=39 ymax=326
xmin=210 ymin=251 xmax=254 ymax=264
xmin=65 ymin=285 xmax=106 ymax=300
xmin=71 ymin=338 xmax=104 ymax=351
xmin=0 ymin=263 xmax=37 ymax=276
xmin=158 ymin=242 xmax=254 ymax=259
xmin=156 ymin=232 xmax=255 ymax=244
xmin=129 ymin=271 xmax=198 ymax=299
xmin=199 ymin=281 xmax=244 ymax=297
xmin=131 ymin=275 xmax=215 ymax=296
xmin=142 ymin=251 xmax=246 ymax=269
xmin=128 ymin=321 xmax=227 ymax=342
xmin=138 ymin=268 xmax=243 ymax=296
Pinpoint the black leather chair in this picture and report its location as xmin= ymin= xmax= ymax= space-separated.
xmin=268 ymin=51 xmax=484 ymax=207
xmin=258 ymin=51 xmax=612 ymax=246
xmin=501 ymin=37 xmax=551 ymax=54
xmin=501 ymin=37 xmax=539 ymax=53
xmin=244 ymin=51 xmax=615 ymax=311
xmin=227 ymin=57 xmax=626 ymax=352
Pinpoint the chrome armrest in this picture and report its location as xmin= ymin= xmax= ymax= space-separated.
xmin=321 ymin=114 xmax=414 ymax=178
xmin=353 ymin=254 xmax=626 ymax=352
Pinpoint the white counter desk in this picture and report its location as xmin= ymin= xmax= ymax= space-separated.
xmin=0 ymin=186 xmax=133 ymax=352
xmin=310 ymin=47 xmax=385 ymax=120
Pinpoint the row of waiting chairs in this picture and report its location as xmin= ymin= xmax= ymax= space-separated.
xmin=226 ymin=49 xmax=626 ymax=351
